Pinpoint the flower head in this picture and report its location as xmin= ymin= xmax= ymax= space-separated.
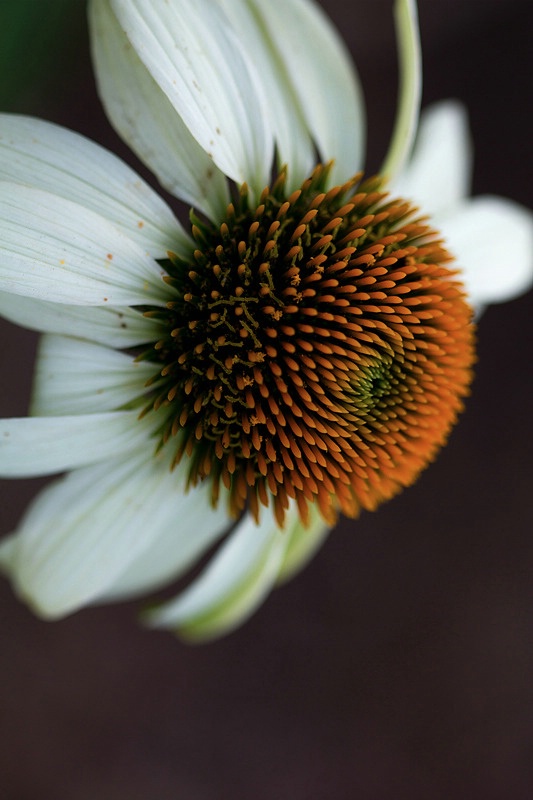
xmin=141 ymin=165 xmax=474 ymax=528
xmin=0 ymin=0 xmax=531 ymax=641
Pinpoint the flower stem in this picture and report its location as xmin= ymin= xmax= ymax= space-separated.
xmin=380 ymin=0 xmax=422 ymax=181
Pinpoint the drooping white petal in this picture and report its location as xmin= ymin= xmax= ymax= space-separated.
xmin=0 ymin=534 xmax=16 ymax=574
xmin=276 ymin=506 xmax=330 ymax=585
xmin=0 ymin=182 xmax=169 ymax=306
xmin=0 ymin=411 xmax=156 ymax=477
xmin=438 ymin=196 xmax=533 ymax=307
xmin=0 ymin=292 xmax=164 ymax=348
xmin=30 ymin=335 xmax=156 ymax=416
xmin=392 ymin=101 xmax=473 ymax=216
xmin=145 ymin=505 xmax=291 ymax=641
xmin=89 ymin=0 xmax=230 ymax=221
xmin=219 ymin=0 xmax=365 ymax=188
xmin=104 ymin=0 xmax=273 ymax=195
xmin=99 ymin=480 xmax=231 ymax=601
xmin=3 ymin=450 xmax=206 ymax=618
xmin=380 ymin=0 xmax=422 ymax=181
xmin=216 ymin=0 xmax=315 ymax=190
xmin=0 ymin=114 xmax=191 ymax=259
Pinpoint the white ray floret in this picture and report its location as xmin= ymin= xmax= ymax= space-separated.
xmin=101 ymin=0 xmax=274 ymax=195
xmin=0 ymin=411 xmax=156 ymax=478
xmin=395 ymin=101 xmax=533 ymax=311
xmin=89 ymin=0 xmax=231 ymax=221
xmin=0 ymin=183 xmax=170 ymax=306
xmin=30 ymin=335 xmax=155 ymax=417
xmin=145 ymin=505 xmax=292 ymax=641
xmin=0 ymin=450 xmax=229 ymax=619
xmin=0 ymin=292 xmax=165 ymax=348
xmin=0 ymin=114 xmax=190 ymax=258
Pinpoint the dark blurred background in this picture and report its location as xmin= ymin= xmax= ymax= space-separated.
xmin=1 ymin=1 xmax=532 ymax=798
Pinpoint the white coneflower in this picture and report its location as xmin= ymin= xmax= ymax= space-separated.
xmin=0 ymin=0 xmax=531 ymax=641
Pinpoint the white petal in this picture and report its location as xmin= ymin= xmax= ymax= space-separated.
xmin=243 ymin=0 xmax=366 ymax=186
xmin=438 ymin=196 xmax=533 ymax=307
xmin=216 ymin=0 xmax=314 ymax=190
xmin=392 ymin=101 xmax=473 ymax=216
xmin=145 ymin=505 xmax=290 ymax=641
xmin=218 ymin=0 xmax=365 ymax=188
xmin=89 ymin=0 xmax=230 ymax=221
xmin=30 ymin=335 xmax=156 ymax=416
xmin=276 ymin=506 xmax=331 ymax=585
xmin=0 ymin=411 xmax=156 ymax=477
xmin=380 ymin=0 xmax=422 ymax=180
xmin=0 ymin=182 xmax=169 ymax=306
xmin=4 ymin=450 xmax=201 ymax=618
xmin=105 ymin=0 xmax=273 ymax=194
xmin=0 ymin=114 xmax=190 ymax=259
xmin=0 ymin=292 xmax=164 ymax=347
xmin=0 ymin=534 xmax=17 ymax=574
xmin=99 ymin=480 xmax=230 ymax=601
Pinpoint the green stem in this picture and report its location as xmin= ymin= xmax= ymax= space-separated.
xmin=380 ymin=0 xmax=423 ymax=181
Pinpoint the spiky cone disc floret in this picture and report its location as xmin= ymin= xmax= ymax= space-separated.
xmin=141 ymin=164 xmax=475 ymax=528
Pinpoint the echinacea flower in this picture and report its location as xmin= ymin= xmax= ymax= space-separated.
xmin=0 ymin=0 xmax=531 ymax=641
